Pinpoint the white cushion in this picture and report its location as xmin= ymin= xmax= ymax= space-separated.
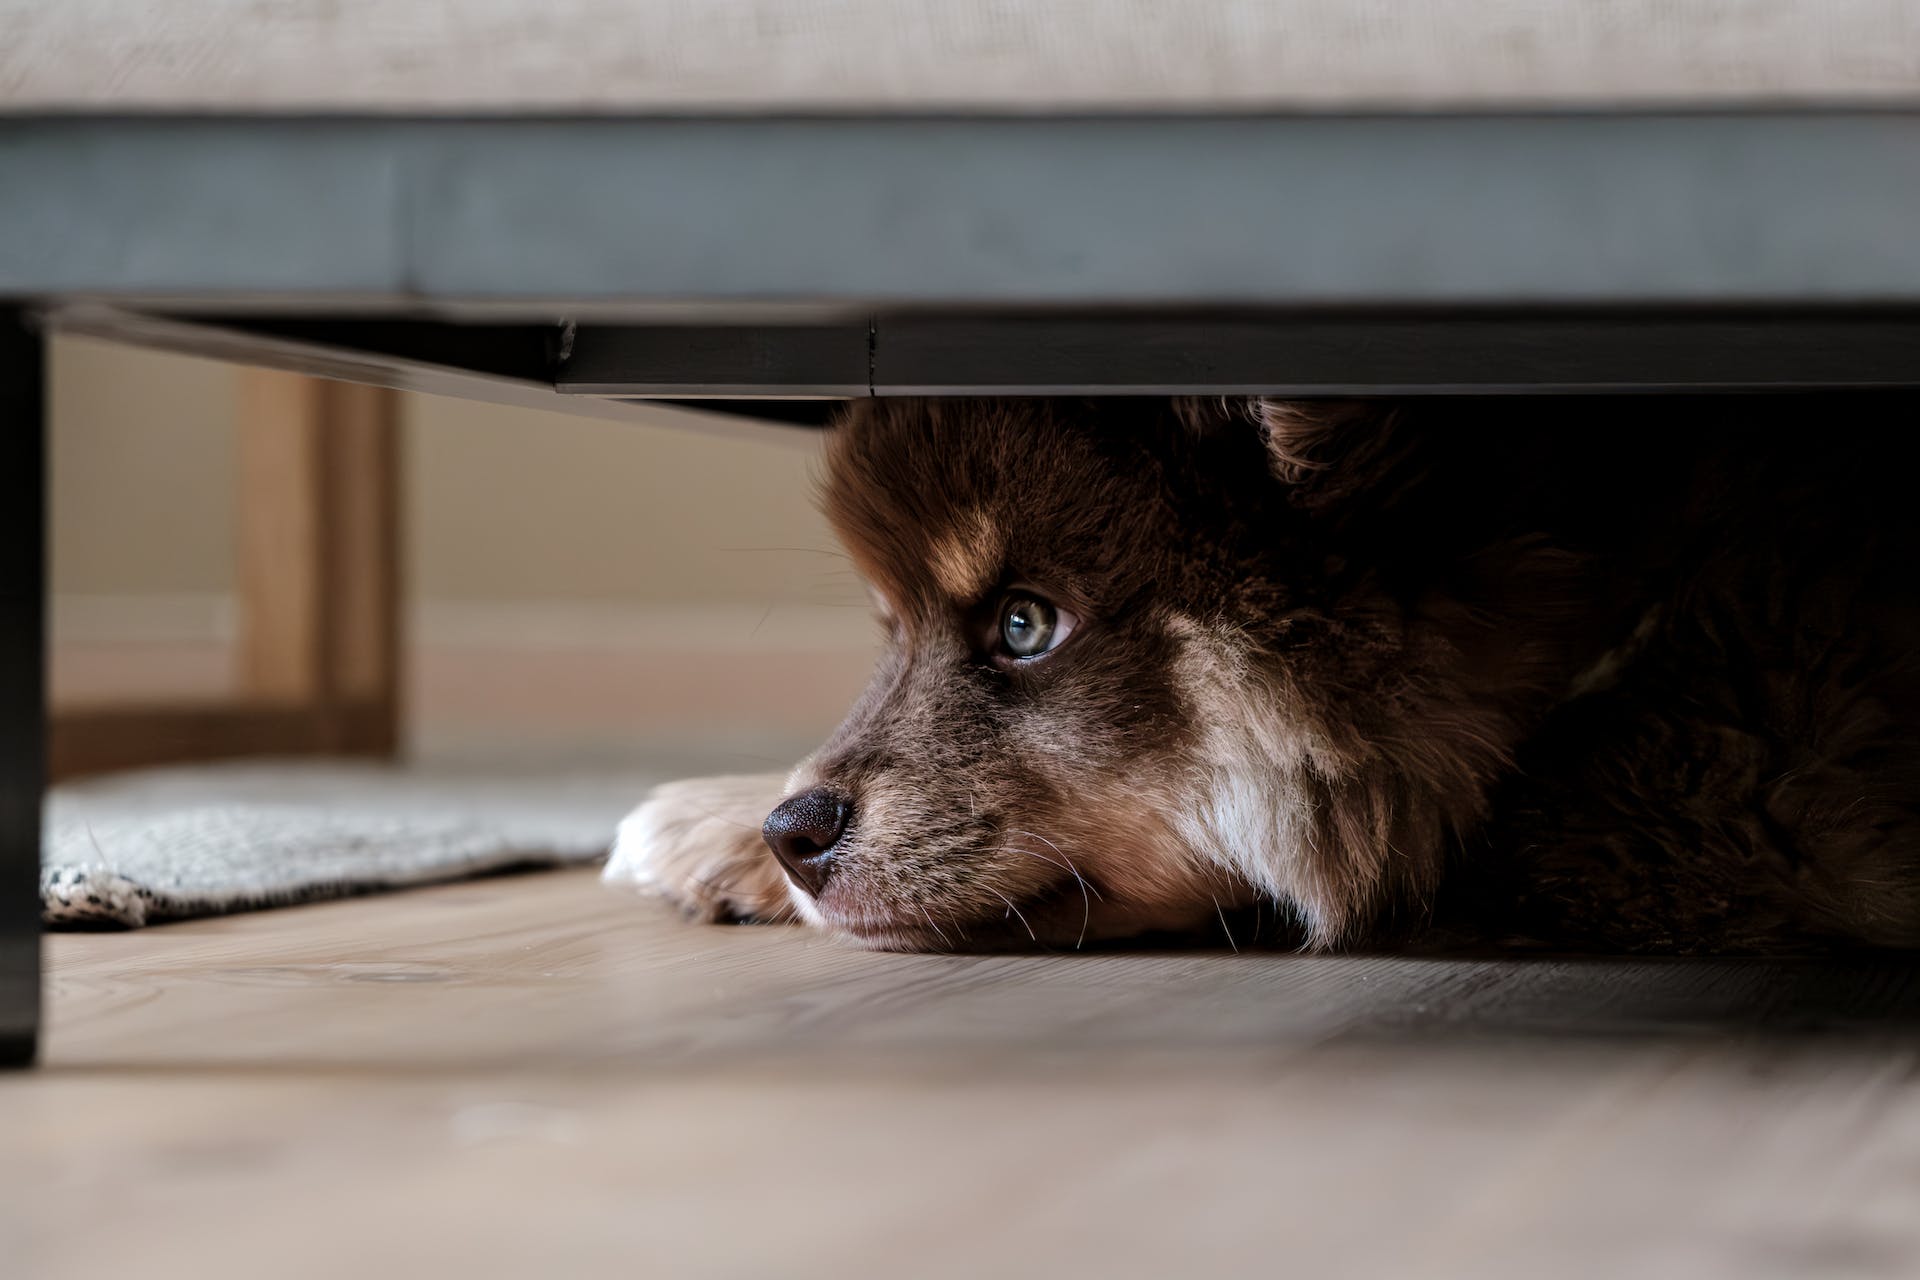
xmin=4 ymin=0 xmax=1917 ymax=112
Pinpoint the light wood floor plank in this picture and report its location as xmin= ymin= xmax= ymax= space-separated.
xmin=7 ymin=869 xmax=1920 ymax=1279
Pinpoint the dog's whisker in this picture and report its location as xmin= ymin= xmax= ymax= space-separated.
xmin=985 ymin=887 xmax=1038 ymax=944
xmin=677 ymin=864 xmax=786 ymax=916
xmin=916 ymin=904 xmax=953 ymax=949
xmin=1012 ymin=830 xmax=1105 ymax=903
xmin=1005 ymin=843 xmax=1091 ymax=949
xmin=1013 ymin=832 xmax=1105 ymax=951
xmin=684 ymin=806 xmax=766 ymax=833
xmin=1211 ymin=893 xmax=1240 ymax=954
xmin=717 ymin=544 xmax=856 ymax=563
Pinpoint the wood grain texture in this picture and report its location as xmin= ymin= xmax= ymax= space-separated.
xmin=6 ymin=869 xmax=1919 ymax=1276
xmin=320 ymin=382 xmax=401 ymax=735
xmin=235 ymin=371 xmax=329 ymax=702
xmin=236 ymin=370 xmax=401 ymax=753
xmin=3 ymin=0 xmax=1917 ymax=111
xmin=45 ymin=702 xmax=390 ymax=782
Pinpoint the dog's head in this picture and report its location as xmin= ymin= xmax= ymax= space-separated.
xmin=765 ymin=398 xmax=1605 ymax=950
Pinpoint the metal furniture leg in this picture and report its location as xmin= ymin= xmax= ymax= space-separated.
xmin=0 ymin=309 xmax=44 ymax=1067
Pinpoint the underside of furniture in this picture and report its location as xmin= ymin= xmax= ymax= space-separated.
xmin=7 ymin=109 xmax=1920 ymax=1064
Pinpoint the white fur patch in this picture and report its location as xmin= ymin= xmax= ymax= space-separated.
xmin=604 ymin=773 xmax=799 ymax=922
xmin=1163 ymin=615 xmax=1335 ymax=938
xmin=602 ymin=802 xmax=673 ymax=892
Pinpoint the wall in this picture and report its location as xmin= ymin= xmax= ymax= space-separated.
xmin=48 ymin=336 xmax=879 ymax=754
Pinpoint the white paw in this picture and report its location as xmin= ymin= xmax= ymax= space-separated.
xmin=604 ymin=773 xmax=796 ymax=923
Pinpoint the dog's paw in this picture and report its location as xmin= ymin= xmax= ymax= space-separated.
xmin=603 ymin=773 xmax=796 ymax=923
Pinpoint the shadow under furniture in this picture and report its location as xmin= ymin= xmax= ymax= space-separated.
xmin=7 ymin=111 xmax=1920 ymax=1065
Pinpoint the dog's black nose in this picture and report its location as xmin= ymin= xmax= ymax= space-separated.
xmin=762 ymin=787 xmax=851 ymax=896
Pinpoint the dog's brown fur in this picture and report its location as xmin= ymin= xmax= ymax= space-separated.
xmin=606 ymin=396 xmax=1920 ymax=954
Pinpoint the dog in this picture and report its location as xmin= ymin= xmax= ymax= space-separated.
xmin=606 ymin=396 xmax=1920 ymax=954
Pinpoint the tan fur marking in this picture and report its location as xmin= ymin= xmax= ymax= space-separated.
xmin=1162 ymin=614 xmax=1352 ymax=940
xmin=925 ymin=509 xmax=1000 ymax=601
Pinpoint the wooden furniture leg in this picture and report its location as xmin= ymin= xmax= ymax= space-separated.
xmin=47 ymin=370 xmax=402 ymax=780
xmin=235 ymin=371 xmax=401 ymax=755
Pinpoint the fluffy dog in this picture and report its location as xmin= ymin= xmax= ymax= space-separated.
xmin=606 ymin=396 xmax=1920 ymax=953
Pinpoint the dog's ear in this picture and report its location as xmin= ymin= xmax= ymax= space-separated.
xmin=1249 ymin=400 xmax=1390 ymax=486
xmin=1173 ymin=397 xmax=1402 ymax=494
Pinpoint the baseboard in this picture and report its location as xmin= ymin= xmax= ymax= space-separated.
xmin=53 ymin=594 xmax=875 ymax=654
xmin=52 ymin=595 xmax=881 ymax=741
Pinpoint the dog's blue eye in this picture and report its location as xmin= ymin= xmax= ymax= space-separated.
xmin=997 ymin=594 xmax=1073 ymax=660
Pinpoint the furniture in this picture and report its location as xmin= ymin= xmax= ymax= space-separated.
xmin=48 ymin=371 xmax=402 ymax=782
xmin=6 ymin=1 xmax=1920 ymax=1065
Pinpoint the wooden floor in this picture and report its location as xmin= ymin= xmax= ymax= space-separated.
xmin=7 ymin=870 xmax=1920 ymax=1279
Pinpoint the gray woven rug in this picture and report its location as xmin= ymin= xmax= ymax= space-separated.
xmin=41 ymin=760 xmax=640 ymax=928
